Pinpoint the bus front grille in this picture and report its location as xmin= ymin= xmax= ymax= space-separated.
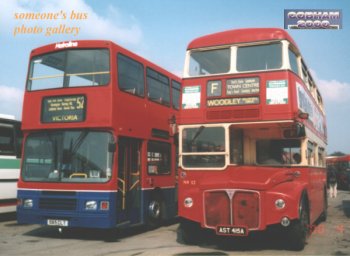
xmin=204 ymin=190 xmax=260 ymax=229
xmin=39 ymin=198 xmax=77 ymax=210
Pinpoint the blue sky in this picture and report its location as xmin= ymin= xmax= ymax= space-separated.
xmin=0 ymin=0 xmax=349 ymax=154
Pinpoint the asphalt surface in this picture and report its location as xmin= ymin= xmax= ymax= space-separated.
xmin=1 ymin=190 xmax=349 ymax=255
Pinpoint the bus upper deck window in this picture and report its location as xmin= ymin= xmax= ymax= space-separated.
xmin=189 ymin=48 xmax=230 ymax=76
xmin=237 ymin=43 xmax=282 ymax=72
xmin=27 ymin=49 xmax=110 ymax=91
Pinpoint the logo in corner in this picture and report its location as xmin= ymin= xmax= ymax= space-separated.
xmin=284 ymin=9 xmax=342 ymax=29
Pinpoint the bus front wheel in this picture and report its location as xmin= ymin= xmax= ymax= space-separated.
xmin=286 ymin=197 xmax=310 ymax=251
xmin=178 ymin=219 xmax=203 ymax=245
xmin=147 ymin=194 xmax=164 ymax=228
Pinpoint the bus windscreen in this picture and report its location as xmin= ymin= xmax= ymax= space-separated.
xmin=22 ymin=130 xmax=114 ymax=183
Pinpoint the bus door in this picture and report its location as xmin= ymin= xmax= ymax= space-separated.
xmin=117 ymin=138 xmax=141 ymax=224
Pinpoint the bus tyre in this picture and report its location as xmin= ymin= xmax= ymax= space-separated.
xmin=178 ymin=219 xmax=203 ymax=245
xmin=287 ymin=198 xmax=309 ymax=251
xmin=147 ymin=195 xmax=163 ymax=228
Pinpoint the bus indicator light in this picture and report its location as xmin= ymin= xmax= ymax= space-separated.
xmin=281 ymin=217 xmax=291 ymax=227
xmin=100 ymin=201 xmax=109 ymax=211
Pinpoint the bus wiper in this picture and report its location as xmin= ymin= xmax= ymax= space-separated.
xmin=71 ymin=130 xmax=89 ymax=154
xmin=190 ymin=126 xmax=205 ymax=144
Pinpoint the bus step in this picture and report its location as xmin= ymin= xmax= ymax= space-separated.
xmin=115 ymin=221 xmax=131 ymax=228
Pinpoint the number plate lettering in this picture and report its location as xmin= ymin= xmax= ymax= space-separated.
xmin=216 ymin=226 xmax=248 ymax=236
xmin=47 ymin=219 xmax=68 ymax=227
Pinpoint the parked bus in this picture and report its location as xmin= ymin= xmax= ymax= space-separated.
xmin=0 ymin=114 xmax=22 ymax=214
xmin=177 ymin=28 xmax=327 ymax=250
xmin=326 ymin=155 xmax=350 ymax=190
xmin=17 ymin=40 xmax=180 ymax=229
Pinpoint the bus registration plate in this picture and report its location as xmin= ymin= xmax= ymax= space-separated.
xmin=216 ymin=226 xmax=248 ymax=236
xmin=47 ymin=219 xmax=68 ymax=227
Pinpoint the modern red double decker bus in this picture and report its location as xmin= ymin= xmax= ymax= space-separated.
xmin=177 ymin=28 xmax=327 ymax=250
xmin=17 ymin=40 xmax=180 ymax=230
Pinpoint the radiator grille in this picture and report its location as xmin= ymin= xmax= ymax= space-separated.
xmin=232 ymin=191 xmax=259 ymax=228
xmin=204 ymin=190 xmax=259 ymax=229
xmin=204 ymin=191 xmax=230 ymax=227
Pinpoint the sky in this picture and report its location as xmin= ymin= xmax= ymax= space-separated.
xmin=0 ymin=0 xmax=349 ymax=154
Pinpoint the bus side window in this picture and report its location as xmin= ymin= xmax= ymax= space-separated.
xmin=318 ymin=147 xmax=325 ymax=167
xmin=147 ymin=141 xmax=171 ymax=175
xmin=146 ymin=68 xmax=170 ymax=106
xmin=230 ymin=128 xmax=243 ymax=164
xmin=288 ymin=47 xmax=299 ymax=75
xmin=171 ymin=80 xmax=181 ymax=110
xmin=0 ymin=126 xmax=15 ymax=155
xmin=307 ymin=141 xmax=315 ymax=166
xmin=117 ymin=53 xmax=145 ymax=97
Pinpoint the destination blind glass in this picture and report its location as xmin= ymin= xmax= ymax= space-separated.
xmin=42 ymin=95 xmax=86 ymax=123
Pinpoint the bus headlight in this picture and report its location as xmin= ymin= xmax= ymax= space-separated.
xmin=184 ymin=197 xmax=193 ymax=208
xmin=275 ymin=199 xmax=286 ymax=209
xmin=23 ymin=199 xmax=33 ymax=208
xmin=85 ymin=201 xmax=98 ymax=210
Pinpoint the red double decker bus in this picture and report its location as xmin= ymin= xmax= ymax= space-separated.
xmin=178 ymin=28 xmax=327 ymax=250
xmin=17 ymin=40 xmax=180 ymax=229
xmin=326 ymin=155 xmax=350 ymax=190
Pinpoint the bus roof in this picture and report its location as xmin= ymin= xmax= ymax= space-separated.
xmin=326 ymin=155 xmax=350 ymax=162
xmin=0 ymin=114 xmax=20 ymax=127
xmin=28 ymin=40 xmax=180 ymax=81
xmin=0 ymin=114 xmax=15 ymax=120
xmin=187 ymin=28 xmax=298 ymax=50
xmin=30 ymin=40 xmax=113 ymax=55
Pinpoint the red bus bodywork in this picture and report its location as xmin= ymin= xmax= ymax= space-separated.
xmin=17 ymin=40 xmax=180 ymax=229
xmin=326 ymin=155 xmax=350 ymax=190
xmin=178 ymin=28 xmax=327 ymax=249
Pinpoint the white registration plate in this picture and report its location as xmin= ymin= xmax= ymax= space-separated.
xmin=216 ymin=225 xmax=248 ymax=236
xmin=47 ymin=219 xmax=68 ymax=227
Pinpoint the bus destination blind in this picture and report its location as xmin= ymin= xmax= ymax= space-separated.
xmin=41 ymin=95 xmax=86 ymax=123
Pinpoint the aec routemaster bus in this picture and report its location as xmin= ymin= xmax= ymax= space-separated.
xmin=17 ymin=40 xmax=180 ymax=230
xmin=177 ymin=28 xmax=327 ymax=250
xmin=0 ymin=114 xmax=22 ymax=214
xmin=326 ymin=155 xmax=350 ymax=190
